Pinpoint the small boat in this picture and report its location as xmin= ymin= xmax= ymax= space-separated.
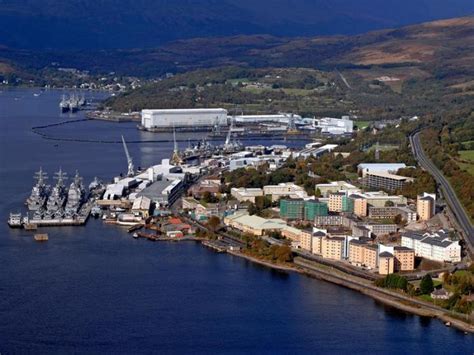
xmin=133 ymin=232 xmax=139 ymax=239
xmin=34 ymin=234 xmax=49 ymax=242
xmin=445 ymin=322 xmax=451 ymax=327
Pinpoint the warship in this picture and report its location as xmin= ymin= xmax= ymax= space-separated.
xmin=46 ymin=169 xmax=68 ymax=212
xmin=26 ymin=167 xmax=49 ymax=211
xmin=65 ymin=171 xmax=86 ymax=216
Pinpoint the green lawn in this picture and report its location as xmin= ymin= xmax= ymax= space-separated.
xmin=459 ymin=150 xmax=474 ymax=161
xmin=354 ymin=120 xmax=371 ymax=129
xmin=457 ymin=150 xmax=474 ymax=175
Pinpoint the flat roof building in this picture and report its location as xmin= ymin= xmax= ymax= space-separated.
xmin=141 ymin=108 xmax=228 ymax=129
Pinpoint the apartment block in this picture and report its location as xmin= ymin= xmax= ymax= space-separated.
xmin=281 ymin=226 xmax=312 ymax=251
xmin=321 ymin=236 xmax=345 ymax=260
xmin=364 ymin=172 xmax=414 ymax=192
xmin=417 ymin=193 xmax=436 ymax=221
xmin=378 ymin=252 xmax=395 ymax=275
xmin=401 ymin=230 xmax=461 ymax=263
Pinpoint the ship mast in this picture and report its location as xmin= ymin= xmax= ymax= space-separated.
xmin=34 ymin=167 xmax=48 ymax=186
xmin=171 ymin=127 xmax=182 ymax=165
xmin=121 ymin=135 xmax=135 ymax=177
xmin=53 ymin=168 xmax=68 ymax=187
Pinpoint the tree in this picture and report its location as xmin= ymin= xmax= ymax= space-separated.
xmin=207 ymin=216 xmax=221 ymax=232
xmin=248 ymin=203 xmax=258 ymax=216
xmin=394 ymin=214 xmax=403 ymax=225
xmin=420 ymin=274 xmax=434 ymax=294
xmin=385 ymin=200 xmax=395 ymax=207
xmin=315 ymin=188 xmax=322 ymax=198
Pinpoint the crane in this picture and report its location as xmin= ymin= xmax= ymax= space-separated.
xmin=121 ymin=135 xmax=135 ymax=177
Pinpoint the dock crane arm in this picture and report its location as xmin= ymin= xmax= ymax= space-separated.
xmin=121 ymin=135 xmax=135 ymax=177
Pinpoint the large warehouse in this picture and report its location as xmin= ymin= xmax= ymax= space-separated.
xmin=141 ymin=108 xmax=228 ymax=129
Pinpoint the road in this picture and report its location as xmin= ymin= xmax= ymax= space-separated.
xmin=410 ymin=131 xmax=474 ymax=255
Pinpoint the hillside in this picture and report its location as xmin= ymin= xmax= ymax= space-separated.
xmin=2 ymin=16 xmax=474 ymax=82
xmin=1 ymin=0 xmax=473 ymax=50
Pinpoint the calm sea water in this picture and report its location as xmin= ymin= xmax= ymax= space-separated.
xmin=0 ymin=88 xmax=472 ymax=354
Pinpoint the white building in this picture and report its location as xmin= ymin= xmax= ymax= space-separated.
xmin=315 ymin=181 xmax=360 ymax=197
xmin=315 ymin=117 xmax=353 ymax=135
xmin=357 ymin=163 xmax=407 ymax=177
xmin=141 ymin=108 xmax=228 ymax=129
xmin=401 ymin=230 xmax=461 ymax=263
xmin=263 ymin=183 xmax=308 ymax=201
xmin=232 ymin=113 xmax=301 ymax=125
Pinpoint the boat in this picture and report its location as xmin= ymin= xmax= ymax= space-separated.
xmin=34 ymin=234 xmax=49 ymax=242
xmin=26 ymin=168 xmax=49 ymax=211
xmin=65 ymin=171 xmax=85 ymax=215
xmin=59 ymin=95 xmax=69 ymax=113
xmin=7 ymin=213 xmax=23 ymax=228
xmin=46 ymin=168 xmax=67 ymax=212
xmin=68 ymin=94 xmax=80 ymax=112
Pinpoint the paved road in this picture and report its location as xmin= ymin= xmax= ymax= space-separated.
xmin=410 ymin=131 xmax=474 ymax=254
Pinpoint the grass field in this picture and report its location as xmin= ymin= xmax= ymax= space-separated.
xmin=354 ymin=120 xmax=371 ymax=129
xmin=458 ymin=150 xmax=474 ymax=175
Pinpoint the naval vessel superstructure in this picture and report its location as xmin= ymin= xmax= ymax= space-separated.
xmin=25 ymin=167 xmax=49 ymax=211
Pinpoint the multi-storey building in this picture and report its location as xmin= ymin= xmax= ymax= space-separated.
xmin=352 ymin=195 xmax=368 ymax=217
xmin=368 ymin=206 xmax=417 ymax=222
xmin=328 ymin=192 xmax=353 ymax=213
xmin=393 ymin=246 xmax=415 ymax=271
xmin=321 ymin=236 xmax=345 ymax=260
xmin=378 ymin=252 xmax=395 ymax=275
xmin=401 ymin=230 xmax=461 ymax=263
xmin=315 ymin=181 xmax=360 ymax=197
xmin=281 ymin=226 xmax=312 ymax=251
xmin=417 ymin=193 xmax=436 ymax=221
xmin=364 ymin=172 xmax=414 ymax=192
xmin=304 ymin=200 xmax=329 ymax=220
xmin=280 ymin=199 xmax=305 ymax=220
xmin=263 ymin=183 xmax=307 ymax=201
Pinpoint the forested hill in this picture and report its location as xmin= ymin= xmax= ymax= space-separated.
xmin=1 ymin=0 xmax=474 ymax=50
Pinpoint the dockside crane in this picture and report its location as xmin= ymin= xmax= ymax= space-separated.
xmin=121 ymin=135 xmax=135 ymax=177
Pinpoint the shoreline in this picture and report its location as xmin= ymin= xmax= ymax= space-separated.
xmin=222 ymin=245 xmax=473 ymax=334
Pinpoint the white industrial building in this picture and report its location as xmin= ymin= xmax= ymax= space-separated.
xmin=315 ymin=117 xmax=353 ymax=135
xmin=141 ymin=108 xmax=228 ymax=129
xmin=232 ymin=113 xmax=301 ymax=125
xmin=357 ymin=163 xmax=407 ymax=177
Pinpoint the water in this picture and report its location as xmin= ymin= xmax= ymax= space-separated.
xmin=0 ymin=88 xmax=472 ymax=354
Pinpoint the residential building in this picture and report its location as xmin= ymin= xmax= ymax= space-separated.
xmin=401 ymin=230 xmax=461 ymax=263
xmin=282 ymin=226 xmax=312 ymax=251
xmin=348 ymin=239 xmax=367 ymax=266
xmin=328 ymin=192 xmax=353 ymax=213
xmin=417 ymin=193 xmax=436 ymax=221
xmin=369 ymin=206 xmax=417 ymax=222
xmin=431 ymin=288 xmax=453 ymax=300
xmin=365 ymin=223 xmax=398 ymax=236
xmin=363 ymin=244 xmax=379 ymax=270
xmin=321 ymin=236 xmax=345 ymax=260
xmin=393 ymin=246 xmax=415 ymax=271
xmin=364 ymin=171 xmax=414 ymax=192
xmin=378 ymin=252 xmax=395 ymax=275
xmin=352 ymin=195 xmax=368 ymax=217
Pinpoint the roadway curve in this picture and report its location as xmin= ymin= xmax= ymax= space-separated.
xmin=410 ymin=131 xmax=474 ymax=255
